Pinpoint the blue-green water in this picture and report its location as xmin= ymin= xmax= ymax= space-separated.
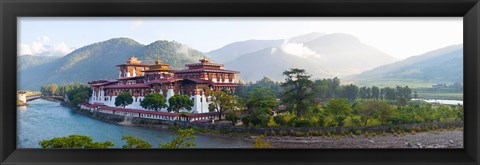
xmin=17 ymin=99 xmax=252 ymax=148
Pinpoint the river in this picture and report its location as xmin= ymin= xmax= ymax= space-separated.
xmin=412 ymin=99 xmax=463 ymax=105
xmin=17 ymin=99 xmax=252 ymax=148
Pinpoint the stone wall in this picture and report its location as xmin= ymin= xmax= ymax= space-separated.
xmin=74 ymin=104 xmax=463 ymax=135
xmin=74 ymin=106 xmax=125 ymax=123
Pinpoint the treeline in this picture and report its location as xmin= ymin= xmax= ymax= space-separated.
xmin=237 ymin=77 xmax=415 ymax=103
xmin=226 ymin=68 xmax=463 ymax=128
xmin=41 ymin=82 xmax=87 ymax=97
xmin=41 ymin=83 xmax=92 ymax=106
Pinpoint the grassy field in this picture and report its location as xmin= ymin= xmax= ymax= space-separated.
xmin=344 ymin=78 xmax=434 ymax=88
xmin=416 ymin=92 xmax=463 ymax=100
xmin=344 ymin=78 xmax=463 ymax=100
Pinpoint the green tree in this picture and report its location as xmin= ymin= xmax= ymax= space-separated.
xmin=140 ymin=93 xmax=167 ymax=111
xmin=328 ymin=77 xmax=341 ymax=98
xmin=39 ymin=134 xmax=114 ymax=148
xmin=325 ymin=98 xmax=352 ymax=126
xmin=358 ymin=86 xmax=369 ymax=99
xmin=241 ymin=88 xmax=278 ymax=126
xmin=377 ymin=102 xmax=396 ymax=125
xmin=41 ymin=84 xmax=60 ymax=96
xmin=167 ymin=95 xmax=194 ymax=113
xmin=208 ymin=90 xmax=239 ymax=120
xmin=160 ymin=129 xmax=196 ymax=148
xmin=314 ymin=79 xmax=329 ymax=99
xmin=242 ymin=107 xmax=270 ymax=126
xmin=245 ymin=88 xmax=278 ymax=113
xmin=341 ymin=84 xmax=359 ymax=103
xmin=280 ymin=68 xmax=317 ymax=117
xmin=115 ymin=92 xmax=133 ymax=108
xmin=121 ymin=135 xmax=152 ymax=149
xmin=396 ymin=86 xmax=412 ymax=100
xmin=382 ymin=87 xmax=396 ymax=100
xmin=326 ymin=98 xmax=352 ymax=117
xmin=356 ymin=100 xmax=381 ymax=126
xmin=371 ymin=86 xmax=380 ymax=100
xmin=225 ymin=110 xmax=241 ymax=125
xmin=64 ymin=85 xmax=92 ymax=106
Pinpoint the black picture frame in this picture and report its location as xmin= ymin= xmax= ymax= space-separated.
xmin=1 ymin=0 xmax=479 ymax=164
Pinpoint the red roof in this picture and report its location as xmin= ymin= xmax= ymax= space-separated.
xmin=186 ymin=112 xmax=220 ymax=118
xmin=98 ymin=106 xmax=181 ymax=117
xmin=173 ymin=68 xmax=239 ymax=74
xmin=104 ymin=83 xmax=150 ymax=89
xmin=149 ymin=78 xmax=183 ymax=84
xmin=117 ymin=76 xmax=144 ymax=80
xmin=185 ymin=63 xmax=223 ymax=67
xmin=185 ymin=78 xmax=211 ymax=83
xmin=90 ymin=80 xmax=118 ymax=86
xmin=116 ymin=64 xmax=152 ymax=67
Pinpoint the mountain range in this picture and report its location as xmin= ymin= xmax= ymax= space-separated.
xmin=353 ymin=44 xmax=463 ymax=83
xmin=18 ymin=33 xmax=463 ymax=90
xmin=209 ymin=33 xmax=397 ymax=82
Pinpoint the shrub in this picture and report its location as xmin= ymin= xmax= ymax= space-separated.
xmin=354 ymin=129 xmax=362 ymax=135
xmin=294 ymin=131 xmax=305 ymax=137
xmin=289 ymin=117 xmax=314 ymax=127
xmin=351 ymin=118 xmax=362 ymax=126
xmin=267 ymin=116 xmax=279 ymax=127
xmin=255 ymin=135 xmax=272 ymax=148
xmin=273 ymin=115 xmax=288 ymax=126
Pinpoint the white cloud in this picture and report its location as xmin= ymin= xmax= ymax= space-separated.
xmin=18 ymin=35 xmax=74 ymax=56
xmin=279 ymin=40 xmax=322 ymax=58
xmin=175 ymin=44 xmax=191 ymax=55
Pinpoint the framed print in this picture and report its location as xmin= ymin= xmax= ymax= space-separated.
xmin=1 ymin=0 xmax=479 ymax=164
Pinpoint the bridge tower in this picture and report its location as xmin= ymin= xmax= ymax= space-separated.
xmin=17 ymin=91 xmax=27 ymax=103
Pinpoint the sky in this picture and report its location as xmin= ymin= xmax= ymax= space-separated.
xmin=18 ymin=17 xmax=462 ymax=59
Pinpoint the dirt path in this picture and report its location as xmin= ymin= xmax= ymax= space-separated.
xmin=261 ymin=130 xmax=463 ymax=148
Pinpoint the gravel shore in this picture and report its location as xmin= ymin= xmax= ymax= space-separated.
xmin=260 ymin=130 xmax=463 ymax=148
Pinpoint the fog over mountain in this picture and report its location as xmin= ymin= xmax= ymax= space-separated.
xmin=216 ymin=32 xmax=397 ymax=82
xmin=206 ymin=39 xmax=284 ymax=63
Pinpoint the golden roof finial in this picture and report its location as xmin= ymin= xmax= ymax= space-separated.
xmin=155 ymin=58 xmax=162 ymax=65
xmin=200 ymin=57 xmax=209 ymax=63
xmin=127 ymin=54 xmax=141 ymax=64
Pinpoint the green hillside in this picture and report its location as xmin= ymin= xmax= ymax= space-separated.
xmin=353 ymin=44 xmax=463 ymax=84
xmin=18 ymin=38 xmax=209 ymax=90
xmin=17 ymin=55 xmax=60 ymax=71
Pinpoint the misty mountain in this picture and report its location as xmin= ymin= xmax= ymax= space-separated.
xmin=19 ymin=38 xmax=208 ymax=90
xmin=354 ymin=44 xmax=463 ymax=83
xmin=288 ymin=32 xmax=326 ymax=43
xmin=18 ymin=55 xmax=60 ymax=71
xmin=303 ymin=33 xmax=397 ymax=73
xmin=223 ymin=33 xmax=397 ymax=82
xmin=226 ymin=47 xmax=334 ymax=82
xmin=206 ymin=39 xmax=284 ymax=63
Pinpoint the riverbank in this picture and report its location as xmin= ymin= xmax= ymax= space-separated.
xmin=60 ymin=99 xmax=464 ymax=148
xmin=19 ymin=99 xmax=253 ymax=148
xmin=262 ymin=129 xmax=463 ymax=148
